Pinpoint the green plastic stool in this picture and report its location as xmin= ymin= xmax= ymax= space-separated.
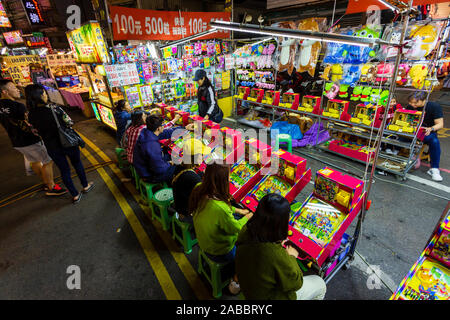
xmin=197 ymin=249 xmax=231 ymax=299
xmin=275 ymin=134 xmax=293 ymax=153
xmin=172 ymin=214 xmax=198 ymax=254
xmin=129 ymin=165 xmax=140 ymax=190
xmin=115 ymin=148 xmax=129 ymax=169
xmin=149 ymin=188 xmax=174 ymax=231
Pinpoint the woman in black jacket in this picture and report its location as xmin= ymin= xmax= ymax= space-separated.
xmin=193 ymin=69 xmax=223 ymax=123
xmin=26 ymin=84 xmax=94 ymax=203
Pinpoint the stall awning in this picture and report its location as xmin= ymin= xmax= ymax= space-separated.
xmin=346 ymin=0 xmax=449 ymax=14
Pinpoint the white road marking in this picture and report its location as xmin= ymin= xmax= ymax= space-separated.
xmin=406 ymin=173 xmax=450 ymax=194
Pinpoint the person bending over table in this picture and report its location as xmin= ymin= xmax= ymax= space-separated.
xmin=406 ymin=91 xmax=444 ymax=182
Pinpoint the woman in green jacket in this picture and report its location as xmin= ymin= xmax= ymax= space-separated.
xmin=235 ymin=193 xmax=327 ymax=300
xmin=190 ymin=163 xmax=252 ymax=294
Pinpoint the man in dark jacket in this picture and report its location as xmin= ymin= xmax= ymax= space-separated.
xmin=133 ymin=115 xmax=176 ymax=184
xmin=194 ymin=69 xmax=223 ymax=123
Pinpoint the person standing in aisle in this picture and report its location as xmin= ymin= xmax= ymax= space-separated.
xmin=113 ymin=99 xmax=132 ymax=145
xmin=189 ymin=163 xmax=252 ymax=294
xmin=194 ymin=69 xmax=224 ymax=123
xmin=235 ymin=193 xmax=327 ymax=300
xmin=0 ymin=79 xmax=66 ymax=196
xmin=26 ymin=84 xmax=94 ymax=203
xmin=407 ymin=92 xmax=444 ymax=182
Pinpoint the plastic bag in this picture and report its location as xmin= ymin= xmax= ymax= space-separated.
xmin=270 ymin=121 xmax=303 ymax=140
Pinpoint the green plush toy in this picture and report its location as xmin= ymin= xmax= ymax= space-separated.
xmin=338 ymin=84 xmax=350 ymax=98
xmin=360 ymin=86 xmax=372 ymax=102
xmin=379 ymin=90 xmax=390 ymax=106
xmin=350 ymin=86 xmax=364 ymax=101
xmin=370 ymin=88 xmax=382 ymax=104
xmin=323 ymin=82 xmax=334 ymax=96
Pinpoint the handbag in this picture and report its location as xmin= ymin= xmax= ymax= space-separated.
xmin=50 ymin=106 xmax=85 ymax=148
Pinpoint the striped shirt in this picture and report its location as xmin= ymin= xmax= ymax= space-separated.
xmin=125 ymin=124 xmax=146 ymax=164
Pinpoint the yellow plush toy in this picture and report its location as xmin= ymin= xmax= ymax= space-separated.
xmin=408 ymin=64 xmax=429 ymax=89
xmin=330 ymin=64 xmax=343 ymax=82
xmin=409 ymin=24 xmax=438 ymax=57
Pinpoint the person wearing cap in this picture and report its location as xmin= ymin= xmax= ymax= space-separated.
xmin=172 ymin=138 xmax=210 ymax=224
xmin=194 ymin=69 xmax=224 ymax=123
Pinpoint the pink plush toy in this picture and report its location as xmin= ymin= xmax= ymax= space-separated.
xmin=396 ymin=64 xmax=410 ymax=86
xmin=375 ymin=62 xmax=394 ymax=83
xmin=326 ymin=83 xmax=339 ymax=100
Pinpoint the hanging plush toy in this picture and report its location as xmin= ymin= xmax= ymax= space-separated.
xmin=323 ymin=30 xmax=349 ymax=64
xmin=379 ymin=90 xmax=390 ymax=106
xmin=326 ymin=83 xmax=340 ymax=100
xmin=277 ymin=21 xmax=298 ymax=75
xmin=194 ymin=42 xmax=202 ymax=55
xmin=338 ymin=84 xmax=350 ymax=98
xmin=370 ymin=88 xmax=382 ymax=104
xmin=349 ymin=25 xmax=381 ymax=63
xmin=360 ymin=87 xmax=373 ymax=102
xmin=351 ymin=86 xmax=364 ymax=101
xmin=341 ymin=65 xmax=362 ymax=86
xmin=379 ymin=25 xmax=403 ymax=59
xmin=396 ymin=64 xmax=410 ymax=86
xmin=330 ymin=64 xmax=344 ymax=83
xmin=405 ymin=23 xmax=440 ymax=59
xmin=296 ymin=18 xmax=326 ymax=77
xmin=360 ymin=63 xmax=377 ymax=84
xmin=408 ymin=64 xmax=429 ymax=89
xmin=375 ymin=62 xmax=394 ymax=83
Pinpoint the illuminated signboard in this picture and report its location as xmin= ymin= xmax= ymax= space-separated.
xmin=0 ymin=1 xmax=11 ymax=28
xmin=91 ymin=102 xmax=102 ymax=122
xmin=96 ymin=103 xmax=117 ymax=130
xmin=3 ymin=30 xmax=24 ymax=45
xmin=22 ymin=0 xmax=45 ymax=25
xmin=66 ymin=22 xmax=109 ymax=64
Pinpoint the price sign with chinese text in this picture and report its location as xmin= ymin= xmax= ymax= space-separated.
xmin=110 ymin=6 xmax=230 ymax=41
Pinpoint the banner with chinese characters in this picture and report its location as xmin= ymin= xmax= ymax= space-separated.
xmin=46 ymin=53 xmax=78 ymax=77
xmin=22 ymin=0 xmax=45 ymax=25
xmin=110 ymin=6 xmax=230 ymax=41
xmin=66 ymin=22 xmax=109 ymax=64
xmin=1 ymin=55 xmax=41 ymax=84
xmin=104 ymin=63 xmax=140 ymax=88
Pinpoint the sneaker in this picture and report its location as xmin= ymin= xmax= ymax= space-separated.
xmin=228 ymin=280 xmax=241 ymax=295
xmin=46 ymin=184 xmax=68 ymax=196
xmin=427 ymin=168 xmax=443 ymax=182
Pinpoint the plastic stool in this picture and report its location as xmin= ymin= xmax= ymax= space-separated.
xmin=197 ymin=249 xmax=231 ymax=299
xmin=115 ymin=148 xmax=129 ymax=169
xmin=150 ymin=188 xmax=174 ymax=231
xmin=129 ymin=165 xmax=140 ymax=189
xmin=139 ymin=180 xmax=164 ymax=205
xmin=275 ymin=134 xmax=292 ymax=153
xmin=172 ymin=214 xmax=197 ymax=254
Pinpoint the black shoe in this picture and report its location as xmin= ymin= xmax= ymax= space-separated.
xmin=73 ymin=192 xmax=83 ymax=204
xmin=46 ymin=184 xmax=68 ymax=196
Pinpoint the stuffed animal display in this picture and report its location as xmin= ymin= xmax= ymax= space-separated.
xmin=375 ymin=63 xmax=394 ymax=83
xmin=296 ymin=18 xmax=326 ymax=77
xmin=341 ymin=65 xmax=362 ymax=86
xmin=405 ymin=22 xmax=441 ymax=60
xmin=408 ymin=64 xmax=429 ymax=89
xmin=396 ymin=64 xmax=410 ymax=86
xmin=277 ymin=21 xmax=298 ymax=75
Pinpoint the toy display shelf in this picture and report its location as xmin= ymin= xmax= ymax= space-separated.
xmin=234 ymin=97 xmax=418 ymax=139
xmin=233 ymin=97 xmax=421 ymax=178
